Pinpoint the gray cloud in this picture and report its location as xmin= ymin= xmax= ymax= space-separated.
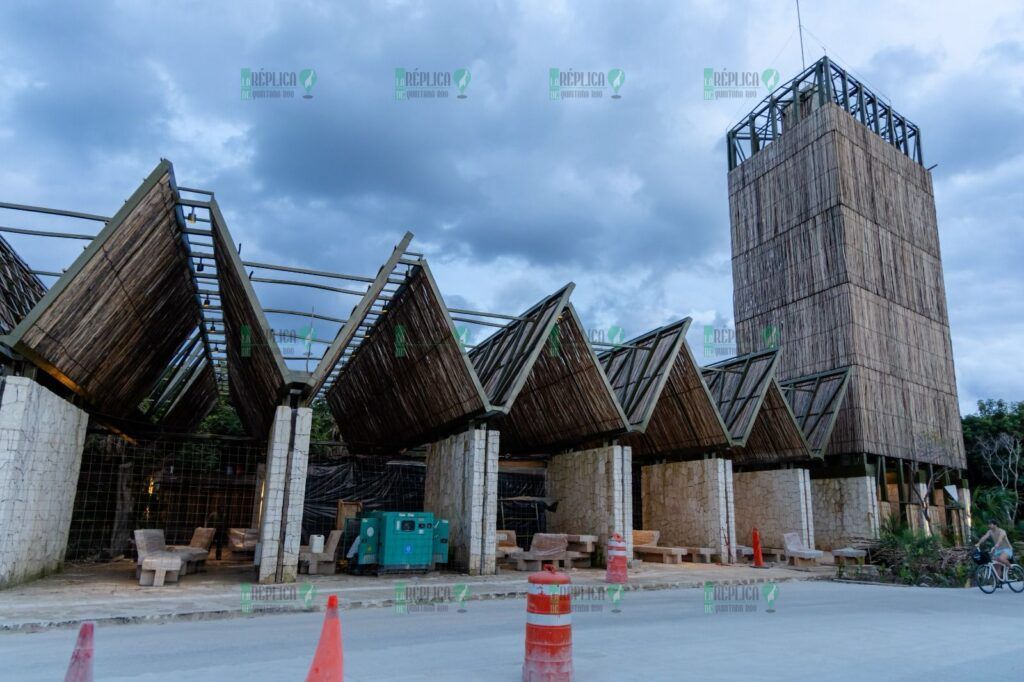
xmin=0 ymin=0 xmax=1021 ymax=413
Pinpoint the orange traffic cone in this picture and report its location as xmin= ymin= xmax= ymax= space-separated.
xmin=64 ymin=622 xmax=94 ymax=682
xmin=752 ymin=528 xmax=766 ymax=569
xmin=306 ymin=594 xmax=343 ymax=682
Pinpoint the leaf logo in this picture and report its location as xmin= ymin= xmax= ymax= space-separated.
xmin=300 ymin=68 xmax=317 ymax=98
xmin=300 ymin=583 xmax=317 ymax=607
xmin=607 ymin=325 xmax=625 ymax=347
xmin=762 ymin=68 xmax=780 ymax=92
xmin=608 ymin=68 xmax=625 ymax=98
xmin=454 ymin=68 xmax=471 ymax=98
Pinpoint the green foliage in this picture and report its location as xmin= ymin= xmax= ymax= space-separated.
xmin=197 ymin=398 xmax=245 ymax=437
xmin=971 ymin=486 xmax=1019 ymax=540
xmin=963 ymin=400 xmax=1023 ymax=486
xmin=870 ymin=516 xmax=970 ymax=587
xmin=310 ymin=398 xmax=338 ymax=441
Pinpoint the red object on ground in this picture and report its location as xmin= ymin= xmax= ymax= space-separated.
xmin=752 ymin=527 xmax=766 ymax=568
xmin=306 ymin=594 xmax=344 ymax=682
xmin=605 ymin=532 xmax=628 ymax=584
xmin=523 ymin=564 xmax=573 ymax=681
xmin=64 ymin=621 xmax=94 ymax=682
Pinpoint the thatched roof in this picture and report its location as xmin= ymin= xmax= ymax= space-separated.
xmin=490 ymin=303 xmax=629 ymax=454
xmin=4 ymin=161 xmax=205 ymax=424
xmin=469 ymin=284 xmax=572 ymax=409
xmin=608 ymin=322 xmax=732 ymax=458
xmin=600 ymin=319 xmax=690 ymax=430
xmin=700 ymin=349 xmax=779 ymax=444
xmin=326 ymin=262 xmax=491 ymax=452
xmin=0 ymin=234 xmax=46 ymax=336
xmin=779 ymin=367 xmax=852 ymax=455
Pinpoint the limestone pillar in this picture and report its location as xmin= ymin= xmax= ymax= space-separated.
xmin=810 ymin=475 xmax=881 ymax=550
xmin=641 ymin=458 xmax=736 ymax=563
xmin=423 ymin=427 xmax=499 ymax=575
xmin=0 ymin=376 xmax=89 ymax=587
xmin=546 ymin=445 xmax=633 ymax=563
xmin=257 ymin=404 xmax=312 ymax=583
xmin=733 ymin=468 xmax=815 ymax=551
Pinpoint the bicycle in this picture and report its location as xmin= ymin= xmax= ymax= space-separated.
xmin=971 ymin=548 xmax=1024 ymax=594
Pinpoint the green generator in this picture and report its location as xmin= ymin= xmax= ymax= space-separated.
xmin=345 ymin=511 xmax=449 ymax=574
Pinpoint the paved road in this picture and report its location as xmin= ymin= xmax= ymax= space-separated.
xmin=1 ymin=581 xmax=1020 ymax=680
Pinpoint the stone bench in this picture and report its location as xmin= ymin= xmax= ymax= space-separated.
xmin=299 ymin=529 xmax=343 ymax=575
xmin=139 ymin=552 xmax=182 ymax=587
xmin=831 ymin=548 xmax=868 ymax=566
xmin=634 ymin=545 xmax=688 ymax=564
xmin=683 ymin=547 xmax=715 ymax=564
xmin=783 ymin=532 xmax=824 ymax=567
xmin=169 ymin=527 xmax=215 ymax=575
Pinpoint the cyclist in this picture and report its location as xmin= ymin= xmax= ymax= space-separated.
xmin=976 ymin=519 xmax=1014 ymax=578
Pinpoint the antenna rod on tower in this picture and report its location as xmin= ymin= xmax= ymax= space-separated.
xmin=796 ymin=0 xmax=806 ymax=69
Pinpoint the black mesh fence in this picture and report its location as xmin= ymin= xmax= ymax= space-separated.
xmin=68 ymin=434 xmax=264 ymax=561
xmin=69 ymin=435 xmax=553 ymax=562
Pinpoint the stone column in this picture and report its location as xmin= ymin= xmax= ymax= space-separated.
xmin=423 ymin=427 xmax=499 ymax=575
xmin=810 ymin=475 xmax=881 ymax=550
xmin=546 ymin=445 xmax=633 ymax=563
xmin=641 ymin=458 xmax=736 ymax=563
xmin=0 ymin=377 xmax=89 ymax=588
xmin=257 ymin=404 xmax=312 ymax=583
xmin=733 ymin=468 xmax=815 ymax=551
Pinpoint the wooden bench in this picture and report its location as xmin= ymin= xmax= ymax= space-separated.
xmin=760 ymin=547 xmax=786 ymax=563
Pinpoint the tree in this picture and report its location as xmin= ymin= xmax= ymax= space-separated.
xmin=977 ymin=433 xmax=1022 ymax=525
xmin=907 ymin=431 xmax=954 ymax=537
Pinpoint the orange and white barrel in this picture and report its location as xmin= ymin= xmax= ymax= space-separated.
xmin=605 ymin=533 xmax=628 ymax=584
xmin=523 ymin=564 xmax=573 ymax=681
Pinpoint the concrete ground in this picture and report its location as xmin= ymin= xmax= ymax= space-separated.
xmin=1 ymin=581 xmax=1020 ymax=681
xmin=0 ymin=558 xmax=828 ymax=630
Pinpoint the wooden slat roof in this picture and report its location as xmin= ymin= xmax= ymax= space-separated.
xmin=492 ymin=304 xmax=629 ymax=454
xmin=617 ymin=326 xmax=733 ymax=458
xmin=700 ymin=349 xmax=779 ymax=445
xmin=3 ymin=161 xmax=203 ymax=418
xmin=0 ymin=234 xmax=46 ymax=335
xmin=779 ymin=367 xmax=852 ymax=455
xmin=729 ymin=378 xmax=813 ymax=465
xmin=157 ymin=359 xmax=219 ymax=433
xmin=469 ymin=284 xmax=573 ymax=409
xmin=326 ymin=262 xmax=491 ymax=452
xmin=210 ymin=200 xmax=290 ymax=436
xmin=599 ymin=319 xmax=690 ymax=430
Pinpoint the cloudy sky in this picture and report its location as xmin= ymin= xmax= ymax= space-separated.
xmin=0 ymin=0 xmax=1020 ymax=414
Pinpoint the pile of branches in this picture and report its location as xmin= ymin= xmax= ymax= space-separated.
xmin=868 ymin=525 xmax=973 ymax=587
